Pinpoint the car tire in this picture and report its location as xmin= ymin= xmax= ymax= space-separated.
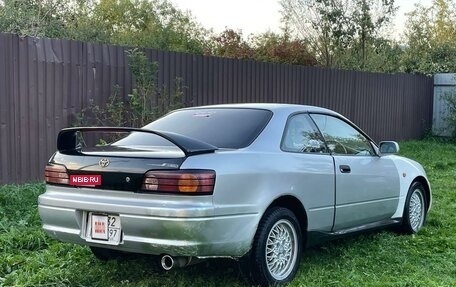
xmin=248 ymin=207 xmax=302 ymax=286
xmin=401 ymin=182 xmax=427 ymax=234
xmin=90 ymin=246 xmax=125 ymax=261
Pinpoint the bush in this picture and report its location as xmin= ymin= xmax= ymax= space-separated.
xmin=75 ymin=49 xmax=184 ymax=127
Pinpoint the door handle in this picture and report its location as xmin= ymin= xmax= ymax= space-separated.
xmin=339 ymin=165 xmax=351 ymax=173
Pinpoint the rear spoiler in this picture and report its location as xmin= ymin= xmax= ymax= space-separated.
xmin=57 ymin=127 xmax=218 ymax=156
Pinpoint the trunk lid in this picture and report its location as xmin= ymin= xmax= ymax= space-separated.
xmin=49 ymin=127 xmax=218 ymax=191
xmin=51 ymin=145 xmax=185 ymax=191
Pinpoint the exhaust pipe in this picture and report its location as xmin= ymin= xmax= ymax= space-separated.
xmin=161 ymin=255 xmax=174 ymax=270
xmin=160 ymin=255 xmax=202 ymax=270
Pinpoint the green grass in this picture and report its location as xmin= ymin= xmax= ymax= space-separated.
xmin=1 ymin=139 xmax=456 ymax=286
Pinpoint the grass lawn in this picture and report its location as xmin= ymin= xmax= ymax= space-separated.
xmin=1 ymin=140 xmax=456 ymax=286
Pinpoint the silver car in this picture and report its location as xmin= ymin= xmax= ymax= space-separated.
xmin=38 ymin=104 xmax=431 ymax=286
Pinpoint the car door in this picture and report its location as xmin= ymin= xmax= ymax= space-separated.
xmin=310 ymin=114 xmax=400 ymax=231
xmin=280 ymin=113 xmax=335 ymax=232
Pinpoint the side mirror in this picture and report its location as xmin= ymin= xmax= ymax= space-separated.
xmin=379 ymin=141 xmax=399 ymax=155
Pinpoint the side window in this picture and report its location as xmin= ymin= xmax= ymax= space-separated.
xmin=310 ymin=114 xmax=374 ymax=156
xmin=281 ymin=114 xmax=327 ymax=153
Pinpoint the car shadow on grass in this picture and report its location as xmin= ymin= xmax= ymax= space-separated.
xmin=83 ymin=226 xmax=434 ymax=287
xmin=93 ymin=252 xmax=252 ymax=287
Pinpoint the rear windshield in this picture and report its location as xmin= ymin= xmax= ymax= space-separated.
xmin=147 ymin=108 xmax=272 ymax=148
xmin=114 ymin=108 xmax=272 ymax=149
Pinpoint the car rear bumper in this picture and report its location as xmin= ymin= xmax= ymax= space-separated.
xmin=38 ymin=185 xmax=258 ymax=258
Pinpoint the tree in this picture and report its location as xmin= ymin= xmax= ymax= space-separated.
xmin=0 ymin=0 xmax=69 ymax=37
xmin=91 ymin=0 xmax=209 ymax=53
xmin=252 ymin=32 xmax=317 ymax=66
xmin=0 ymin=0 xmax=209 ymax=54
xmin=401 ymin=0 xmax=456 ymax=74
xmin=337 ymin=37 xmax=403 ymax=72
xmin=211 ymin=29 xmax=255 ymax=59
xmin=75 ymin=49 xmax=184 ymax=128
xmin=210 ymin=29 xmax=318 ymax=66
xmin=280 ymin=0 xmax=397 ymax=70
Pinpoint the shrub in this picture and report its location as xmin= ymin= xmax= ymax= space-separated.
xmin=75 ymin=49 xmax=184 ymax=128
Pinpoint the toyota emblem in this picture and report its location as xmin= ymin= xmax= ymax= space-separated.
xmin=99 ymin=158 xmax=110 ymax=168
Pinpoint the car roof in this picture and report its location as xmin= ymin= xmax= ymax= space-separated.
xmin=179 ymin=103 xmax=339 ymax=116
xmin=177 ymin=103 xmax=374 ymax=144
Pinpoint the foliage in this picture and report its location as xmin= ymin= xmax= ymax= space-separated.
xmin=0 ymin=0 xmax=320 ymax=68
xmin=336 ymin=37 xmax=404 ymax=73
xmin=0 ymin=0 xmax=422 ymax=74
xmin=211 ymin=29 xmax=318 ymax=66
xmin=401 ymin=0 xmax=456 ymax=74
xmin=0 ymin=0 xmax=209 ymax=54
xmin=127 ymin=48 xmax=159 ymax=127
xmin=1 ymin=140 xmax=456 ymax=286
xmin=210 ymin=29 xmax=255 ymax=60
xmin=61 ymin=0 xmax=115 ymax=44
xmin=251 ymin=32 xmax=317 ymax=66
xmin=6 ymin=0 xmax=456 ymax=76
xmin=76 ymin=85 xmax=126 ymax=127
xmin=93 ymin=0 xmax=209 ymax=53
xmin=0 ymin=0 xmax=69 ymax=38
xmin=76 ymin=49 xmax=184 ymax=128
xmin=280 ymin=0 xmax=397 ymax=71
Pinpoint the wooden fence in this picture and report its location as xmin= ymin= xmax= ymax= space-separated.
xmin=0 ymin=33 xmax=434 ymax=184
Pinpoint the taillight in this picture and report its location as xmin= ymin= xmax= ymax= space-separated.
xmin=45 ymin=164 xmax=69 ymax=185
xmin=142 ymin=170 xmax=215 ymax=194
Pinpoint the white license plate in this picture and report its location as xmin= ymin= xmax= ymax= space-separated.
xmin=87 ymin=212 xmax=121 ymax=244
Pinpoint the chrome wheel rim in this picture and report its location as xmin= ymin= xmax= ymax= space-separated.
xmin=265 ymin=219 xmax=298 ymax=280
xmin=409 ymin=189 xmax=425 ymax=232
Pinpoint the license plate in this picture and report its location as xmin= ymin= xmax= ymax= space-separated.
xmin=87 ymin=213 xmax=121 ymax=244
xmin=70 ymin=175 xmax=102 ymax=186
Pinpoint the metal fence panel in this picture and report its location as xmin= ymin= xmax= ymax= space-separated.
xmin=0 ymin=33 xmax=434 ymax=184
xmin=433 ymin=73 xmax=456 ymax=136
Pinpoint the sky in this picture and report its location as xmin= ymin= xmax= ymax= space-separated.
xmin=170 ymin=0 xmax=433 ymax=39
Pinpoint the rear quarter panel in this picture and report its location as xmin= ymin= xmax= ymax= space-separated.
xmin=180 ymin=150 xmax=335 ymax=235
